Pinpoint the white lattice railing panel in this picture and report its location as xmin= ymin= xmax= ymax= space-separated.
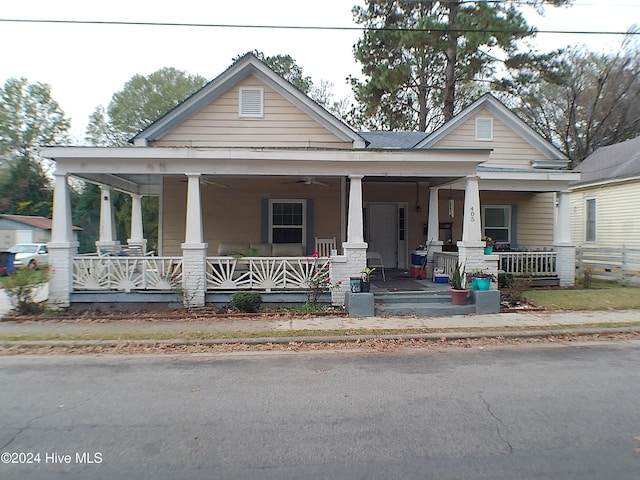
xmin=498 ymin=251 xmax=557 ymax=276
xmin=73 ymin=256 xmax=183 ymax=291
xmin=206 ymin=256 xmax=331 ymax=290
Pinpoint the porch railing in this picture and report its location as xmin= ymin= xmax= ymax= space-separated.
xmin=206 ymin=256 xmax=331 ymax=290
xmin=433 ymin=252 xmax=459 ymax=276
xmin=499 ymin=251 xmax=557 ymax=276
xmin=71 ymin=255 xmax=331 ymax=292
xmin=72 ymin=256 xmax=183 ymax=291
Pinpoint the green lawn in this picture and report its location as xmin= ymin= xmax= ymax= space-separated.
xmin=524 ymin=284 xmax=640 ymax=311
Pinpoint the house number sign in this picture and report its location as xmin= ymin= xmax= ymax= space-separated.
xmin=469 ymin=206 xmax=476 ymax=222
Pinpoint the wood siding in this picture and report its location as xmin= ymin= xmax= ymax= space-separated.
xmin=152 ymin=76 xmax=353 ymax=149
xmin=161 ymin=177 xmax=343 ymax=256
xmin=432 ymin=108 xmax=545 ymax=168
xmin=570 ymin=180 xmax=640 ymax=248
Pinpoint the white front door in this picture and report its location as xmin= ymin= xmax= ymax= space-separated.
xmin=366 ymin=204 xmax=398 ymax=268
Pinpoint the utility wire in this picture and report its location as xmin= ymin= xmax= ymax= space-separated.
xmin=0 ymin=18 xmax=637 ymax=36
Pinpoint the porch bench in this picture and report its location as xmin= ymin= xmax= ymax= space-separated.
xmin=216 ymin=243 xmax=305 ymax=257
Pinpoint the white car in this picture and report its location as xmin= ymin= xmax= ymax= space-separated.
xmin=10 ymin=243 xmax=49 ymax=270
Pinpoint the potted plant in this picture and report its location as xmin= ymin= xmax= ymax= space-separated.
xmin=449 ymin=262 xmax=469 ymax=305
xmin=360 ymin=266 xmax=376 ymax=292
xmin=483 ymin=236 xmax=496 ymax=255
xmin=467 ymin=270 xmax=496 ymax=291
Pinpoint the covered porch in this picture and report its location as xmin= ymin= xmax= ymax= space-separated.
xmin=43 ymin=146 xmax=577 ymax=311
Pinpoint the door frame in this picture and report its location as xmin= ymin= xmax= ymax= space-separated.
xmin=364 ymin=202 xmax=408 ymax=269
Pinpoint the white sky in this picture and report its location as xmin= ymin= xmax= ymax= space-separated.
xmin=1 ymin=0 xmax=638 ymax=138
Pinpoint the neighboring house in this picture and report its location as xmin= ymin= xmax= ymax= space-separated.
xmin=570 ymin=136 xmax=640 ymax=247
xmin=0 ymin=214 xmax=80 ymax=250
xmin=569 ymin=136 xmax=640 ymax=284
xmin=41 ymin=53 xmax=579 ymax=310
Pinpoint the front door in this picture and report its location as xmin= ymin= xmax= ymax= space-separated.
xmin=366 ymin=204 xmax=398 ymax=268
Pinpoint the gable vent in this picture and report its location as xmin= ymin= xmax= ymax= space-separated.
xmin=475 ymin=117 xmax=493 ymax=141
xmin=239 ymin=87 xmax=264 ymax=118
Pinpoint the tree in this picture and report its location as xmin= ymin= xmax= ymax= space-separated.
xmin=350 ymin=0 xmax=571 ymax=132
xmin=86 ymin=67 xmax=208 ymax=146
xmin=503 ymin=34 xmax=640 ymax=165
xmin=0 ymin=78 xmax=69 ymax=215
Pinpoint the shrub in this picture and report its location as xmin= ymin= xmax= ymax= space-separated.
xmin=1 ymin=269 xmax=49 ymax=315
xmin=231 ymin=291 xmax=262 ymax=313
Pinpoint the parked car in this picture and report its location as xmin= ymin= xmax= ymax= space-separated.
xmin=9 ymin=243 xmax=49 ymax=270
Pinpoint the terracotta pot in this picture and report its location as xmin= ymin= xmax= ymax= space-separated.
xmin=450 ymin=288 xmax=469 ymax=305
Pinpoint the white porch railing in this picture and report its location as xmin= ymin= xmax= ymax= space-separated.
xmin=433 ymin=252 xmax=459 ymax=276
xmin=206 ymin=256 xmax=331 ymax=290
xmin=73 ymin=256 xmax=183 ymax=291
xmin=499 ymin=251 xmax=557 ymax=276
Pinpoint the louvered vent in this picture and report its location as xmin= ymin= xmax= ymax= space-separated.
xmin=239 ymin=88 xmax=264 ymax=118
xmin=475 ymin=117 xmax=493 ymax=141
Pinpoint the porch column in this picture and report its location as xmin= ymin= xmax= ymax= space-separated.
xmin=48 ymin=172 xmax=79 ymax=309
xmin=127 ymin=193 xmax=147 ymax=253
xmin=554 ymin=190 xmax=576 ymax=286
xmin=181 ymin=174 xmax=208 ymax=308
xmin=333 ymin=175 xmax=367 ymax=305
xmin=426 ymin=187 xmax=444 ymax=274
xmin=458 ymin=176 xmax=496 ymax=280
xmin=95 ymin=185 xmax=120 ymax=253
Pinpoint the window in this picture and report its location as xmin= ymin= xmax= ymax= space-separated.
xmin=270 ymin=200 xmax=305 ymax=243
xmin=239 ymin=87 xmax=263 ymax=118
xmin=475 ymin=117 xmax=493 ymax=141
xmin=483 ymin=206 xmax=511 ymax=242
xmin=586 ymin=198 xmax=596 ymax=242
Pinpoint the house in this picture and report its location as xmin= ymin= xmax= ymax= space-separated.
xmin=0 ymin=214 xmax=80 ymax=250
xmin=41 ymin=53 xmax=579 ymax=311
xmin=569 ymin=136 xmax=640 ymax=283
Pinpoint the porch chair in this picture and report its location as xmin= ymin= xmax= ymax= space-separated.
xmin=315 ymin=237 xmax=336 ymax=257
xmin=366 ymin=251 xmax=386 ymax=282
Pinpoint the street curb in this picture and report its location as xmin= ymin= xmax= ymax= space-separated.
xmin=3 ymin=326 xmax=640 ymax=350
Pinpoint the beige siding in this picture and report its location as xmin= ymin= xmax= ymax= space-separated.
xmin=432 ymin=108 xmax=546 ymax=168
xmin=161 ymin=177 xmax=343 ymax=256
xmin=570 ymin=180 xmax=640 ymax=248
xmin=152 ymin=76 xmax=352 ymax=149
xmin=515 ymin=192 xmax=555 ymax=249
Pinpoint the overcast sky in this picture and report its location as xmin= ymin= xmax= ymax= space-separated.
xmin=1 ymin=0 xmax=637 ymax=138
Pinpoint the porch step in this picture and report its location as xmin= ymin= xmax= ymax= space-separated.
xmin=374 ymin=291 xmax=476 ymax=316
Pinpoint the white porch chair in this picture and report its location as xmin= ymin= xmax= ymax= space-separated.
xmin=315 ymin=237 xmax=336 ymax=257
xmin=366 ymin=251 xmax=386 ymax=281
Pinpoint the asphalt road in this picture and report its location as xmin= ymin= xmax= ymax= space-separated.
xmin=1 ymin=342 xmax=639 ymax=479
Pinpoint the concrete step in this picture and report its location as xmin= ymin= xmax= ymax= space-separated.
xmin=374 ymin=302 xmax=476 ymax=317
xmin=374 ymin=291 xmax=451 ymax=304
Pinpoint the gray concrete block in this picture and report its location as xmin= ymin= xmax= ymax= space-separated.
xmin=345 ymin=292 xmax=375 ymax=317
xmin=471 ymin=289 xmax=500 ymax=314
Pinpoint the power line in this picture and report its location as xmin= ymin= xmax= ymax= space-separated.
xmin=0 ymin=17 xmax=637 ymax=36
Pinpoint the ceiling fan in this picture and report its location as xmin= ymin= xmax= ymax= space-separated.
xmin=286 ymin=177 xmax=331 ymax=187
xmin=180 ymin=175 xmax=229 ymax=188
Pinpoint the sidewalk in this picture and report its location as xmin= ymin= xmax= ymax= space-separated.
xmin=1 ymin=305 xmax=639 ymax=347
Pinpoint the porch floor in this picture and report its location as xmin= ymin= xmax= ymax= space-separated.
xmin=369 ymin=269 xmax=450 ymax=292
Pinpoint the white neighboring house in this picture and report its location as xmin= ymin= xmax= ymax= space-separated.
xmin=40 ymin=53 xmax=580 ymax=311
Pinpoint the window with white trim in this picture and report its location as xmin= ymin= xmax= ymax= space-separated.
xmin=475 ymin=117 xmax=493 ymax=141
xmin=270 ymin=200 xmax=305 ymax=243
xmin=239 ymin=87 xmax=264 ymax=118
xmin=586 ymin=198 xmax=596 ymax=242
xmin=482 ymin=205 xmax=510 ymax=242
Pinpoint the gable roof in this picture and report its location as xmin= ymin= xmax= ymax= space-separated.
xmin=572 ymin=136 xmax=640 ymax=186
xmin=415 ymin=93 xmax=569 ymax=166
xmin=0 ymin=214 xmax=82 ymax=231
xmin=132 ymin=53 xmax=366 ymax=147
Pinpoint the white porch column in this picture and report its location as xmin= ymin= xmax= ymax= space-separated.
xmin=554 ymin=190 xmax=576 ymax=286
xmin=95 ymin=185 xmax=120 ymax=253
xmin=48 ymin=172 xmax=79 ymax=309
xmin=333 ymin=175 xmax=367 ymax=305
xmin=181 ymin=174 xmax=208 ymax=308
xmin=127 ymin=193 xmax=147 ymax=253
xmin=426 ymin=187 xmax=444 ymax=274
xmin=458 ymin=176 xmax=496 ymax=281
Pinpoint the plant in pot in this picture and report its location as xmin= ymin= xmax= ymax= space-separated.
xmin=449 ymin=262 xmax=469 ymax=305
xmin=483 ymin=236 xmax=496 ymax=255
xmin=360 ymin=267 xmax=376 ymax=293
xmin=467 ymin=270 xmax=496 ymax=291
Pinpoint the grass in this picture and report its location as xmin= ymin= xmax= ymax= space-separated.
xmin=524 ymin=284 xmax=640 ymax=311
